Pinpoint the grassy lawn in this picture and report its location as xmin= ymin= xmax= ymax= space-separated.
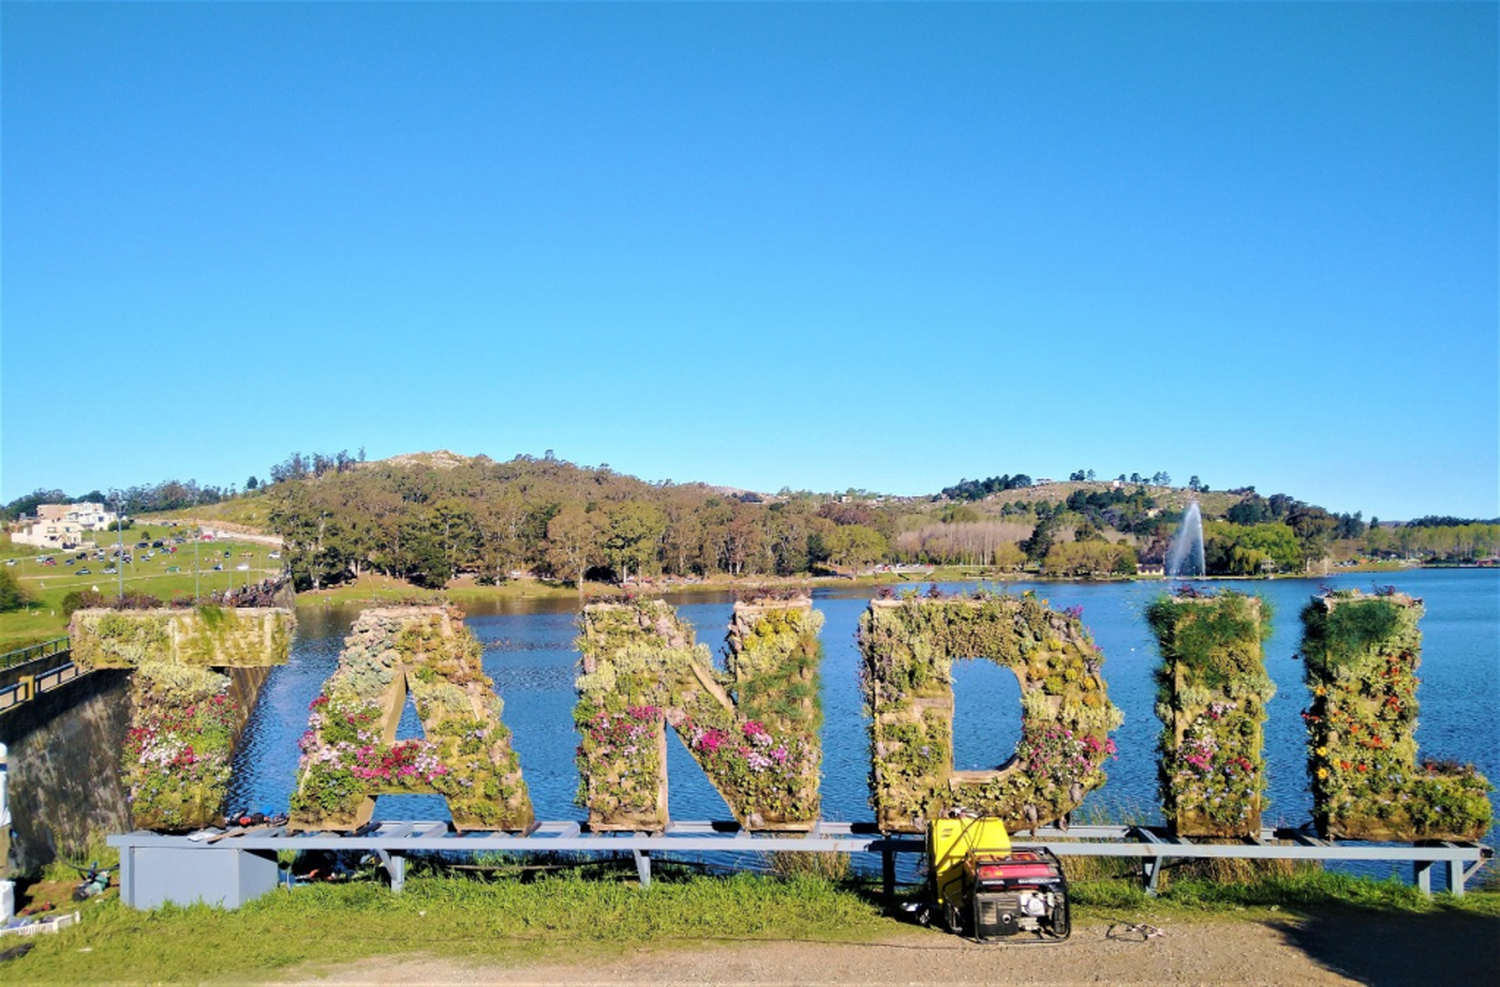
xmin=5 ymin=866 xmax=892 ymax=982
xmin=140 ymin=497 xmax=276 ymax=533
xmin=3 ymin=859 xmax=1495 ymax=983
xmin=0 ymin=531 xmax=284 ymax=650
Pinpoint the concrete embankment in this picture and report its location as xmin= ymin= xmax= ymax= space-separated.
xmin=0 ymin=655 xmax=272 ymax=874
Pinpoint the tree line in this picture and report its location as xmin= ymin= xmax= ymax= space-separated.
xmin=260 ymin=455 xmax=1225 ymax=590
xmin=939 ymin=474 xmax=1033 ymax=501
xmin=0 ymin=480 xmax=228 ymax=521
xmin=262 ymin=455 xmax=891 ymax=590
xmin=8 ymin=454 xmax=1494 ymax=593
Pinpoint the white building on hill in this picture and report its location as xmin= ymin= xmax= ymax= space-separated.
xmin=10 ymin=503 xmax=120 ymax=549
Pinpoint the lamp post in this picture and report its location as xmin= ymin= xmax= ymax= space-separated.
xmin=115 ymin=496 xmax=125 ymax=602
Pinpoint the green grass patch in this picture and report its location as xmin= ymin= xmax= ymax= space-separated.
xmin=1066 ymin=868 xmax=1500 ymax=920
xmin=6 ymin=871 xmax=889 ymax=983
xmin=290 ymin=572 xmax=599 ymax=609
xmin=1159 ymin=870 xmax=1500 ymax=915
xmin=0 ymin=536 xmax=283 ymax=649
xmin=5 ymin=865 xmax=1496 ymax=983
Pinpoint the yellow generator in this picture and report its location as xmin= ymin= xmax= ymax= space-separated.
xmin=926 ymin=817 xmax=1071 ymax=942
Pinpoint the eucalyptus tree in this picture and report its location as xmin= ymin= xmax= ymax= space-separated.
xmin=545 ymin=503 xmax=605 ymax=590
xmin=604 ymin=501 xmax=667 ymax=582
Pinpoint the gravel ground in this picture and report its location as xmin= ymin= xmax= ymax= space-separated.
xmin=273 ymin=912 xmax=1500 ymax=986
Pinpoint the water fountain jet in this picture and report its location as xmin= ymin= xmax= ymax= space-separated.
xmin=1166 ymin=501 xmax=1206 ymax=579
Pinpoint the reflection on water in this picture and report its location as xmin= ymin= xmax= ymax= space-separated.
xmin=227 ymin=571 xmax=1498 ymax=881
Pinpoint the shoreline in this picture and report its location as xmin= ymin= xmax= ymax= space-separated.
xmin=290 ymin=560 xmax=1436 ymax=610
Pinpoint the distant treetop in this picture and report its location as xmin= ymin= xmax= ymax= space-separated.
xmin=939 ymin=474 xmax=1033 ymax=501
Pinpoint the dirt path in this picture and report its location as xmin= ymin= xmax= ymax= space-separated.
xmin=274 ymin=912 xmax=1500 ymax=986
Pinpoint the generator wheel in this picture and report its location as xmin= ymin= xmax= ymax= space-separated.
xmin=945 ymin=900 xmax=964 ymax=936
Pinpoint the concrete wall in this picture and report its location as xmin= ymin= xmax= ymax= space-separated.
xmin=0 ymin=660 xmax=272 ymax=875
xmin=0 ymin=668 xmax=132 ymax=874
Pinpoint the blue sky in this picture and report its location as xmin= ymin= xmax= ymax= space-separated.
xmin=3 ymin=3 xmax=1495 ymax=520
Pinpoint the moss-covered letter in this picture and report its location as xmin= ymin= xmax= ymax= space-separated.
xmin=859 ymin=593 xmax=1122 ymax=834
xmin=1300 ymin=590 xmax=1491 ymax=841
xmin=70 ymin=606 xmax=294 ymax=831
xmin=1147 ymin=591 xmax=1274 ymax=837
xmin=575 ymin=597 xmax=823 ymax=831
xmin=288 ymin=606 xmax=532 ymax=832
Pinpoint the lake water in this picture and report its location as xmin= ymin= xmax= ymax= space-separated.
xmin=227 ymin=569 xmax=1498 ymax=880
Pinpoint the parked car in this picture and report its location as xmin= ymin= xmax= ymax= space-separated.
xmin=212 ymin=563 xmax=224 ymax=571
xmin=66 ymin=559 xmax=76 ymax=566
xmin=103 ymin=567 xmax=117 ymax=574
xmin=268 ymin=552 xmax=281 ymax=560
xmin=77 ymin=568 xmax=91 ymax=575
xmin=165 ymin=565 xmax=181 ymax=573
xmin=235 ymin=563 xmax=250 ymax=571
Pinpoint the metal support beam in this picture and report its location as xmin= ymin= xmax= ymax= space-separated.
xmin=1448 ymin=859 xmax=1465 ymax=897
xmin=373 ymin=849 xmax=406 ymax=893
xmin=1133 ymin=826 xmax=1169 ymax=896
xmin=1414 ymin=859 xmax=1433 ymax=895
xmin=389 ymin=854 xmax=405 ymax=894
xmin=1462 ymin=858 xmax=1489 ymax=895
xmin=105 ymin=821 xmax=1491 ymax=911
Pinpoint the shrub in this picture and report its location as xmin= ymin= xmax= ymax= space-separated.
xmin=0 ymin=567 xmax=34 ymax=612
xmin=62 ymin=588 xmax=108 ymax=617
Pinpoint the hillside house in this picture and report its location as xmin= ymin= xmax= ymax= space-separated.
xmin=10 ymin=502 xmax=119 ymax=549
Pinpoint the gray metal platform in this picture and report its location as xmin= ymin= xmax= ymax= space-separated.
xmin=108 ymin=820 xmax=1492 ymax=909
